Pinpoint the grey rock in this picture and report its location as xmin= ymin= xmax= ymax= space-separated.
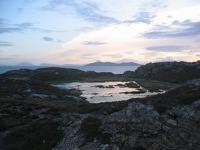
xmin=166 ymin=119 xmax=177 ymax=126
xmin=162 ymin=125 xmax=171 ymax=132
xmin=54 ymin=100 xmax=200 ymax=150
xmin=30 ymin=93 xmax=58 ymax=100
xmin=60 ymin=113 xmax=82 ymax=126
xmin=64 ymin=95 xmax=88 ymax=103
xmin=24 ymin=88 xmax=32 ymax=93
xmin=31 ymin=93 xmax=48 ymax=99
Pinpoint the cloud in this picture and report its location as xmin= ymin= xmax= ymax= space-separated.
xmin=156 ymin=56 xmax=175 ymax=62
xmin=0 ymin=20 xmax=34 ymax=34
xmin=146 ymin=45 xmax=191 ymax=52
xmin=80 ymin=53 xmax=98 ymax=58
xmin=43 ymin=37 xmax=54 ymax=42
xmin=0 ymin=57 xmax=19 ymax=61
xmin=0 ymin=41 xmax=14 ymax=46
xmin=144 ymin=21 xmax=200 ymax=38
xmin=0 ymin=18 xmax=65 ymax=34
xmin=82 ymin=41 xmax=105 ymax=45
xmin=42 ymin=0 xmax=118 ymax=23
xmin=103 ymin=54 xmax=123 ymax=58
xmin=124 ymin=12 xmax=156 ymax=24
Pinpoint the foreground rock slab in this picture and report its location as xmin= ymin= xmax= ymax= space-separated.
xmin=54 ymin=100 xmax=200 ymax=150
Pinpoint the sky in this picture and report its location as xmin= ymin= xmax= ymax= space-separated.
xmin=0 ymin=0 xmax=200 ymax=65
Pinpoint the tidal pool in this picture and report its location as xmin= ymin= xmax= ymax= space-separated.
xmin=53 ymin=81 xmax=164 ymax=103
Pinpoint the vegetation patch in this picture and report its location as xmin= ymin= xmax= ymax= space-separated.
xmin=131 ymin=81 xmax=200 ymax=113
xmin=79 ymin=117 xmax=102 ymax=142
xmin=2 ymin=119 xmax=63 ymax=150
xmin=132 ymin=78 xmax=179 ymax=92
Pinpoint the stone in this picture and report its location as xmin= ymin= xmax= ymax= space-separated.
xmin=166 ymin=119 xmax=177 ymax=126
xmin=31 ymin=93 xmax=48 ymax=99
xmin=64 ymin=95 xmax=88 ymax=103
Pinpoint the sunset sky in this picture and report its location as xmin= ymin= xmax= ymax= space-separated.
xmin=0 ymin=0 xmax=200 ymax=65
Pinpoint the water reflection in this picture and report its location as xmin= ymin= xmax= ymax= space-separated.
xmin=53 ymin=81 xmax=164 ymax=103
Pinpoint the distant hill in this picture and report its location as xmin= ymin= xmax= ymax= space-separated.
xmin=85 ymin=61 xmax=140 ymax=66
xmin=39 ymin=63 xmax=61 ymax=67
xmin=40 ymin=63 xmax=80 ymax=67
xmin=16 ymin=62 xmax=35 ymax=66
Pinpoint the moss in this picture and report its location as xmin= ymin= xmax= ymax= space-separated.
xmin=79 ymin=117 xmax=102 ymax=142
xmin=99 ymin=132 xmax=112 ymax=144
xmin=0 ymin=116 xmax=29 ymax=131
xmin=133 ymin=78 xmax=179 ymax=92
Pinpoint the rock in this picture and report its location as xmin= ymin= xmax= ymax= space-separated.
xmin=162 ymin=125 xmax=171 ymax=132
xmin=31 ymin=93 xmax=48 ymax=99
xmin=100 ymin=144 xmax=110 ymax=150
xmin=53 ymin=113 xmax=89 ymax=150
xmin=24 ymin=88 xmax=32 ymax=93
xmin=166 ymin=119 xmax=177 ymax=126
xmin=30 ymin=93 xmax=58 ymax=100
xmin=128 ymin=134 xmax=139 ymax=147
xmin=64 ymin=95 xmax=88 ymax=103
xmin=12 ymin=94 xmax=23 ymax=100
xmin=61 ymin=113 xmax=82 ymax=126
xmin=54 ymin=100 xmax=200 ymax=150
xmin=49 ymin=95 xmax=58 ymax=100
xmin=134 ymin=61 xmax=200 ymax=83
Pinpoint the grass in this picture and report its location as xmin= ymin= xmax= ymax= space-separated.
xmin=7 ymin=77 xmax=30 ymax=80
xmin=132 ymin=78 xmax=179 ymax=92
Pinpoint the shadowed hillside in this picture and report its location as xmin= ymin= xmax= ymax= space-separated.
xmin=133 ymin=61 xmax=200 ymax=83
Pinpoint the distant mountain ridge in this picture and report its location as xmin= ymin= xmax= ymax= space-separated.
xmin=15 ymin=61 xmax=140 ymax=67
xmin=16 ymin=62 xmax=35 ymax=66
xmin=85 ymin=61 xmax=140 ymax=66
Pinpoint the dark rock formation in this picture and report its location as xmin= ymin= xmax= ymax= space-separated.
xmin=134 ymin=61 xmax=200 ymax=83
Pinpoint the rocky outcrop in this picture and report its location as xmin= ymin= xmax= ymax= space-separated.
xmin=134 ymin=61 xmax=200 ymax=83
xmin=55 ymin=100 xmax=200 ymax=150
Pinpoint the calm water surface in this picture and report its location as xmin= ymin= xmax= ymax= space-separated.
xmin=53 ymin=81 xmax=164 ymax=103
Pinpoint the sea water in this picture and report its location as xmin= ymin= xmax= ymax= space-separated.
xmin=53 ymin=81 xmax=164 ymax=103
